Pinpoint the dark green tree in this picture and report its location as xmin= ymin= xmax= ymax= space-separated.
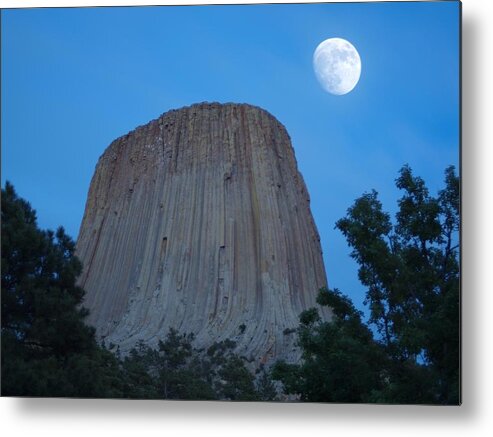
xmin=122 ymin=329 xmax=217 ymax=400
xmin=272 ymin=288 xmax=387 ymax=402
xmin=1 ymin=182 xmax=124 ymax=397
xmin=117 ymin=342 xmax=160 ymax=399
xmin=255 ymin=366 xmax=279 ymax=401
xmin=203 ymin=338 xmax=259 ymax=401
xmin=336 ymin=165 xmax=459 ymax=403
xmin=214 ymin=354 xmax=259 ymax=401
xmin=122 ymin=331 xmax=262 ymax=401
xmin=273 ymin=165 xmax=460 ymax=404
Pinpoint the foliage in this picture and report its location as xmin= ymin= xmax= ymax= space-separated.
xmin=3 ymin=164 xmax=459 ymax=404
xmin=121 ymin=331 xmax=270 ymax=401
xmin=121 ymin=330 xmax=216 ymax=400
xmin=255 ymin=368 xmax=278 ymax=401
xmin=1 ymin=182 xmax=268 ymax=400
xmin=273 ymin=165 xmax=460 ymax=404
xmin=272 ymin=288 xmax=387 ymax=402
xmin=1 ymin=182 xmax=124 ymax=397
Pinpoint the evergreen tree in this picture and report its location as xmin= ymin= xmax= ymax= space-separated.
xmin=255 ymin=367 xmax=279 ymax=401
xmin=122 ymin=330 xmax=217 ymax=400
xmin=1 ymin=182 xmax=123 ymax=397
xmin=122 ymin=331 xmax=262 ymax=401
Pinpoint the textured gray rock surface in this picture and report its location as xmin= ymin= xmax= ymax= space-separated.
xmin=76 ymin=102 xmax=329 ymax=365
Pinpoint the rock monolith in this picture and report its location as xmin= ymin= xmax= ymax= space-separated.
xmin=76 ymin=102 xmax=328 ymax=365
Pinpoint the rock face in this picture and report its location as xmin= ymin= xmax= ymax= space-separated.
xmin=76 ymin=102 xmax=328 ymax=365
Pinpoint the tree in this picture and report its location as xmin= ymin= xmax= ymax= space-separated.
xmin=121 ymin=331 xmax=264 ymax=401
xmin=121 ymin=330 xmax=218 ymax=400
xmin=273 ymin=165 xmax=460 ymax=404
xmin=255 ymin=366 xmax=279 ymax=401
xmin=1 ymin=182 xmax=124 ymax=397
xmin=272 ymin=288 xmax=387 ymax=402
xmin=199 ymin=337 xmax=259 ymax=401
xmin=1 ymin=183 xmax=268 ymax=399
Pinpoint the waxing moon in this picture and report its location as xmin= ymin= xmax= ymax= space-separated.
xmin=313 ymin=38 xmax=361 ymax=95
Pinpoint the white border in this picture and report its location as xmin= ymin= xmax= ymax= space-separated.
xmin=2 ymin=0 xmax=493 ymax=436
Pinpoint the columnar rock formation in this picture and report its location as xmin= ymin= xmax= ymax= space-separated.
xmin=76 ymin=102 xmax=329 ymax=365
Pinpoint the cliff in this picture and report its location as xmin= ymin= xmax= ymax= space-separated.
xmin=76 ymin=102 xmax=329 ymax=365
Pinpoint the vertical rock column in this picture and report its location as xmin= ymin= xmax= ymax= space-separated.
xmin=76 ymin=102 xmax=329 ymax=365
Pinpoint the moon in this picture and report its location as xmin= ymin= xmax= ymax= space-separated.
xmin=313 ymin=38 xmax=361 ymax=95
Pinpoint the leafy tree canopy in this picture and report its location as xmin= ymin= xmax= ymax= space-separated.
xmin=273 ymin=165 xmax=460 ymax=404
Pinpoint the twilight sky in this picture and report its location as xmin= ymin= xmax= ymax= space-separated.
xmin=1 ymin=1 xmax=460 ymax=313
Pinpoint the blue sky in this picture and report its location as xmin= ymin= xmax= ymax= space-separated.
xmin=1 ymin=1 xmax=460 ymax=313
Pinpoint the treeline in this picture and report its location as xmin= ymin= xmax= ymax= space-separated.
xmin=0 ymin=182 xmax=275 ymax=400
xmin=1 ymin=164 xmax=459 ymax=403
xmin=114 ymin=331 xmax=277 ymax=400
